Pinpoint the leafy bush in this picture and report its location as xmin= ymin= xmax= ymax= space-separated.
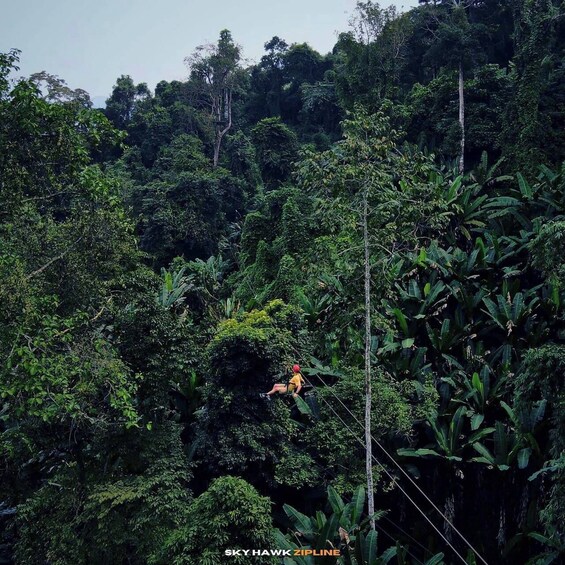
xmin=157 ymin=476 xmax=275 ymax=565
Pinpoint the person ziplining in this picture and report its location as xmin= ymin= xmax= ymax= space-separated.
xmin=264 ymin=364 xmax=305 ymax=398
xmin=260 ymin=365 xmax=486 ymax=565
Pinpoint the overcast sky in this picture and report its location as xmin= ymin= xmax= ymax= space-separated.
xmin=2 ymin=0 xmax=420 ymax=102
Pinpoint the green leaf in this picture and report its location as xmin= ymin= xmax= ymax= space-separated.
xmin=380 ymin=546 xmax=398 ymax=564
xmin=355 ymin=530 xmax=365 ymax=564
xmin=467 ymin=427 xmax=495 ymax=444
xmin=494 ymin=421 xmax=509 ymax=464
xmin=460 ymin=225 xmax=471 ymax=240
xmin=327 ymin=485 xmax=345 ymax=515
xmin=527 ymin=532 xmax=558 ymax=548
xmin=539 ymin=164 xmax=557 ymax=182
xmin=448 ymin=406 xmax=467 ymax=454
xmin=528 ymin=462 xmax=562 ymax=482
xmin=471 ymin=413 xmax=484 ymax=431
xmin=418 ymin=247 xmax=427 ymax=264
xmin=283 ymin=504 xmax=314 ymax=537
xmin=294 ymin=394 xmax=313 ymax=417
xmin=516 ymin=172 xmax=533 ymax=198
xmin=484 ymin=196 xmax=520 ymax=208
xmin=447 ymin=176 xmax=462 ymax=200
xmin=274 ymin=531 xmax=309 ymax=565
xmin=365 ymin=529 xmax=378 ymax=565
xmin=517 ymin=448 xmax=532 ymax=469
xmin=316 ymin=512 xmax=339 ymax=552
xmin=471 ymin=372 xmax=483 ymax=394
xmin=551 ymin=284 xmax=560 ymax=308
xmin=500 ymin=401 xmax=520 ymax=428
xmin=392 ymin=308 xmax=409 ymax=335
xmin=351 ymin=485 xmax=365 ymax=526
xmin=429 ymin=416 xmax=449 ymax=453
xmin=274 ymin=529 xmax=295 ymax=550
xmin=531 ymin=399 xmax=547 ymax=428
xmin=512 ymin=292 xmax=524 ymax=320
xmin=472 ymin=443 xmax=495 ymax=464
xmin=397 ymin=448 xmax=443 ymax=458
xmin=482 ymin=297 xmax=505 ymax=328
xmin=424 ymin=552 xmax=445 ymax=565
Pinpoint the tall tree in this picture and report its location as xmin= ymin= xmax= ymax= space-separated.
xmin=248 ymin=36 xmax=289 ymax=119
xmin=105 ymin=75 xmax=150 ymax=129
xmin=336 ymin=2 xmax=412 ymax=108
xmin=29 ymin=71 xmax=92 ymax=106
xmin=186 ymin=29 xmax=243 ymax=167
xmin=421 ymin=0 xmax=484 ymax=172
xmin=502 ymin=0 xmax=562 ymax=173
xmin=362 ymin=173 xmax=375 ymax=529
xmin=349 ymin=0 xmax=399 ymax=45
xmin=297 ymin=109 xmax=447 ymax=531
xmin=251 ymin=117 xmax=299 ymax=188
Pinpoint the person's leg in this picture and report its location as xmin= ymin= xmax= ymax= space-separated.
xmin=266 ymin=383 xmax=287 ymax=395
xmin=266 ymin=385 xmax=276 ymax=395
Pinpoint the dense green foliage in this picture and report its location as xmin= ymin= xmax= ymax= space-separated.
xmin=158 ymin=476 xmax=275 ymax=565
xmin=1 ymin=1 xmax=564 ymax=563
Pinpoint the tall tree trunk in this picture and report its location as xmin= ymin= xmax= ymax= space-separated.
xmin=213 ymin=89 xmax=233 ymax=168
xmin=363 ymin=184 xmax=375 ymax=530
xmin=458 ymin=60 xmax=465 ymax=174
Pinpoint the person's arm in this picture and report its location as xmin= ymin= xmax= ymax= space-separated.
xmin=293 ymin=381 xmax=302 ymax=397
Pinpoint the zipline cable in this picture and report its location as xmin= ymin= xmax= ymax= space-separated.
xmin=285 ymin=400 xmax=431 ymax=565
xmin=295 ymin=420 xmax=434 ymax=560
xmin=309 ymin=373 xmax=489 ymax=565
xmin=251 ymin=390 xmax=430 ymax=561
xmin=315 ymin=390 xmax=466 ymax=564
xmin=288 ymin=419 xmax=431 ymax=563
xmin=306 ymin=382 xmax=468 ymax=565
xmin=256 ymin=398 xmax=429 ymax=562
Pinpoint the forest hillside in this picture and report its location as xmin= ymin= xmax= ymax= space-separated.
xmin=1 ymin=1 xmax=564 ymax=564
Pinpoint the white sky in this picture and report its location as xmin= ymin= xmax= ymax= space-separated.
xmin=2 ymin=0 xmax=420 ymax=101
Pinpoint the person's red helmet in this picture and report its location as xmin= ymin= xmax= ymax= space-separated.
xmin=293 ymin=364 xmax=301 ymax=373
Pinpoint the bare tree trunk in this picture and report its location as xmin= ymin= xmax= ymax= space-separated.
xmin=363 ymin=184 xmax=375 ymax=530
xmin=213 ymin=134 xmax=221 ymax=168
xmin=213 ymin=89 xmax=233 ymax=168
xmin=458 ymin=60 xmax=465 ymax=174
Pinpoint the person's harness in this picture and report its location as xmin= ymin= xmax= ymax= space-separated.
xmin=286 ymin=373 xmax=305 ymax=395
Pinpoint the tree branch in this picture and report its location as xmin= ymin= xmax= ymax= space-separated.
xmin=25 ymin=236 xmax=83 ymax=280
